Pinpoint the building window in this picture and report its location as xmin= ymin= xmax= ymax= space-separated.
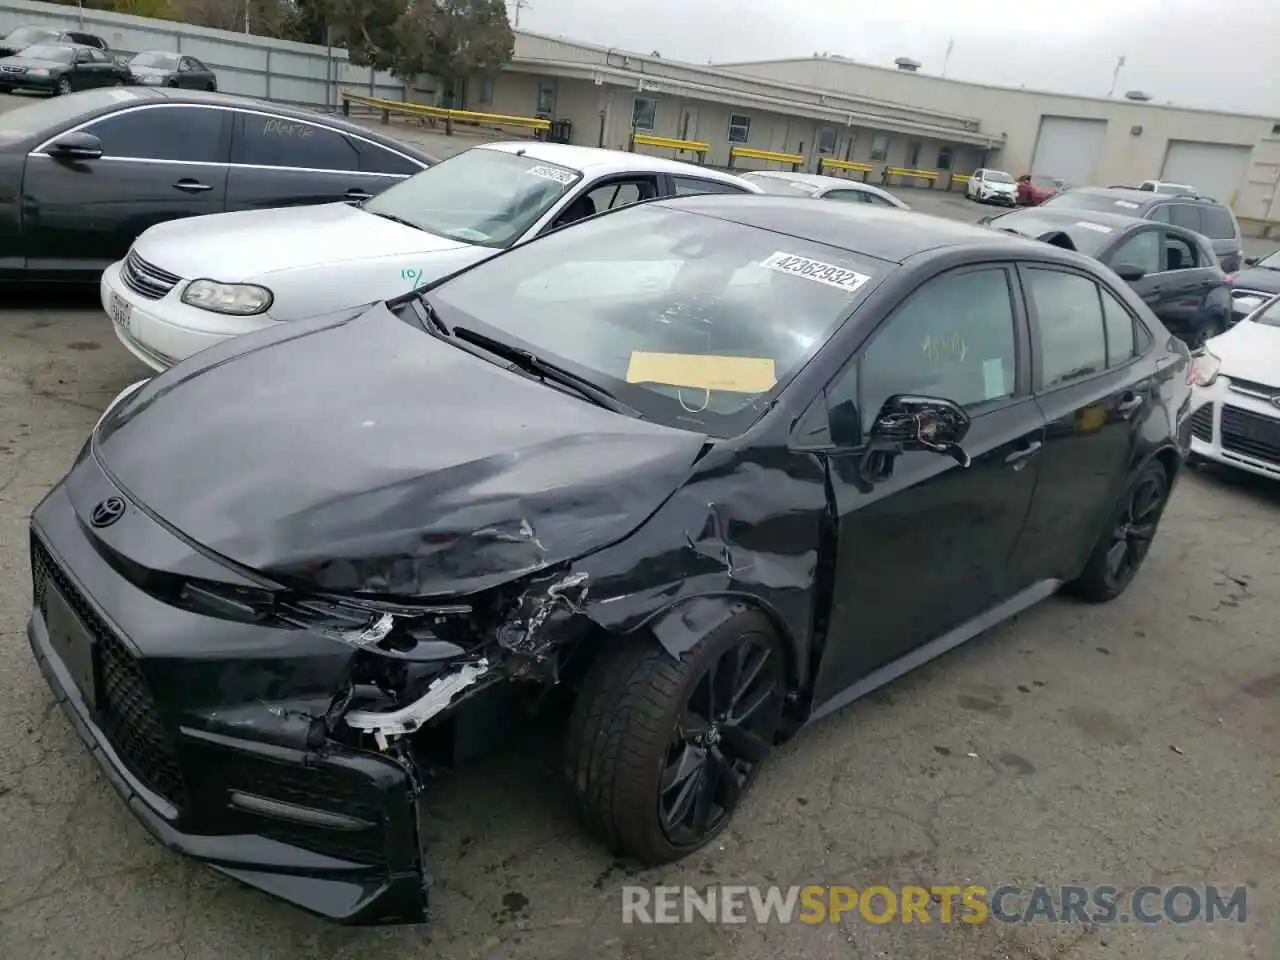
xmin=728 ymin=113 xmax=752 ymax=144
xmin=869 ymin=134 xmax=890 ymax=162
xmin=477 ymin=76 xmax=494 ymax=106
xmin=905 ymin=141 xmax=921 ymax=168
xmin=818 ymin=126 xmax=838 ymax=154
xmin=936 ymin=147 xmax=953 ymax=170
xmin=632 ymin=96 xmax=657 ymax=132
xmin=536 ymin=82 xmax=555 ymax=116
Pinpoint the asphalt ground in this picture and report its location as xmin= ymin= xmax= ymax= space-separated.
xmin=1 ymin=92 xmax=1277 ymax=960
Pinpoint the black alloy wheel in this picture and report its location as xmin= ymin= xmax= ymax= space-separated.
xmin=56 ymin=77 xmax=71 ymax=95
xmin=658 ymin=631 xmax=785 ymax=848
xmin=1068 ymin=460 xmax=1170 ymax=602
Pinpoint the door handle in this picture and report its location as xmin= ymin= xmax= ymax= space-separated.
xmin=1116 ymin=392 xmax=1144 ymax=415
xmin=1004 ymin=439 xmax=1042 ymax=465
xmin=346 ymin=189 xmax=374 ymax=200
xmin=173 ymin=179 xmax=213 ymax=193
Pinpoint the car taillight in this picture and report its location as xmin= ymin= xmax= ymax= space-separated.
xmin=1187 ymin=348 xmax=1221 ymax=387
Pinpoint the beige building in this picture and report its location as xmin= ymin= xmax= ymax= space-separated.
xmin=449 ymin=31 xmax=1280 ymax=226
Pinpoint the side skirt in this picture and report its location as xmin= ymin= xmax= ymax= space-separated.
xmin=804 ymin=578 xmax=1062 ymax=726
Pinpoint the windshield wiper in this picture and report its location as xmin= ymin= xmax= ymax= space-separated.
xmin=414 ymin=294 xmax=451 ymax=335
xmin=364 ymin=208 xmax=422 ymax=232
xmin=452 ymin=326 xmax=642 ymax=418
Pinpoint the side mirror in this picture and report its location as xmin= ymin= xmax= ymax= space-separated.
xmin=1113 ymin=263 xmax=1146 ymax=282
xmin=869 ymin=394 xmax=972 ymax=467
xmin=49 ymin=131 xmax=102 ymax=160
xmin=1244 ymin=256 xmax=1259 ymax=267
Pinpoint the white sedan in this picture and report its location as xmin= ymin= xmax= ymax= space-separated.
xmin=101 ymin=142 xmax=760 ymax=371
xmin=739 ymin=170 xmax=910 ymax=208
xmin=1188 ymin=292 xmax=1280 ymax=481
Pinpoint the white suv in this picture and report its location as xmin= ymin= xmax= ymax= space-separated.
xmin=966 ymin=168 xmax=1018 ymax=206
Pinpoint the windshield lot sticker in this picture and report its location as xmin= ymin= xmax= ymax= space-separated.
xmin=525 ymin=165 xmax=577 ymax=185
xmin=761 ymin=252 xmax=869 ymax=293
xmin=1074 ymin=221 xmax=1114 ymax=233
xmin=1113 ymin=200 xmax=1140 ymax=209
xmin=626 ymin=352 xmax=777 ymax=393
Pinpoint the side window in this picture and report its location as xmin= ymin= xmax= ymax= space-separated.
xmin=1168 ymin=203 xmax=1202 ymax=232
xmin=585 ymin=176 xmax=658 ymax=212
xmin=1024 ymin=268 xmax=1107 ymax=388
xmin=1099 ymin=287 xmax=1136 ymax=367
xmin=1108 ymin=229 xmax=1161 ymax=275
xmin=869 ymin=134 xmax=890 ymax=162
xmin=354 ymin=140 xmax=421 ymax=176
xmin=86 ymin=48 xmax=107 ymax=63
xmin=233 ymin=113 xmax=358 ymax=171
xmin=824 ymin=189 xmax=870 ymax=204
xmin=1201 ymin=205 xmax=1237 ymax=240
xmin=855 ymin=267 xmax=1018 ymax=434
xmin=1163 ymin=233 xmax=1198 ymax=270
xmin=1148 ymin=205 xmax=1171 ymax=224
xmin=670 ymin=176 xmax=748 ymax=196
xmin=727 ymin=114 xmax=751 ymax=144
xmin=83 ymin=106 xmax=226 ymax=163
xmin=189 ymin=57 xmax=209 ymax=71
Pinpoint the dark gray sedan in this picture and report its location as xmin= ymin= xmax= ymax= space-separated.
xmin=127 ymin=51 xmax=217 ymax=90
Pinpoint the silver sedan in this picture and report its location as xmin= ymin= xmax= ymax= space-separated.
xmin=739 ymin=170 xmax=910 ymax=209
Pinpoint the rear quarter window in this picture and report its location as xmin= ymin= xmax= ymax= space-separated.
xmin=1200 ymin=205 xmax=1237 ymax=240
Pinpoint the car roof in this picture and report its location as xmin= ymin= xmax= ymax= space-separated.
xmin=652 ymin=194 xmax=1081 ymax=265
xmin=476 ymin=140 xmax=755 ymax=185
xmin=999 ymin=207 xmax=1149 ymax=231
xmin=1072 ymin=185 xmax=1217 ymax=206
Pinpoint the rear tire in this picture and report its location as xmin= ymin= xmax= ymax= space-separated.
xmin=564 ymin=611 xmax=786 ymax=865
xmin=1065 ymin=460 xmax=1170 ymax=603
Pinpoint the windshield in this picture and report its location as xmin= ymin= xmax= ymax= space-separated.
xmin=0 ymin=87 xmax=142 ymax=146
xmin=984 ymin=170 xmax=1014 ymax=183
xmin=131 ymin=51 xmax=178 ymax=69
xmin=362 ymin=148 xmax=581 ymax=248
xmin=3 ymin=26 xmax=55 ymax=47
xmin=743 ymin=174 xmax=820 ymax=197
xmin=989 ymin=211 xmax=1116 ymax=257
xmin=429 ymin=204 xmax=889 ymax=437
xmin=1254 ymin=250 xmax=1280 ymax=270
xmin=18 ymin=43 xmax=73 ymax=63
xmin=1249 ymin=296 xmax=1280 ymax=327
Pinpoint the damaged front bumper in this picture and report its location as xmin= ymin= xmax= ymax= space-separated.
xmin=27 ymin=488 xmax=437 ymax=924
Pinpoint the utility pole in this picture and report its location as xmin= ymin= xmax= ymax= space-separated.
xmin=76 ymin=0 xmax=84 ymax=29
xmin=512 ymin=0 xmax=530 ymax=28
xmin=244 ymin=0 xmax=251 ymax=35
xmin=941 ymin=38 xmax=954 ymax=78
xmin=1107 ymin=55 xmax=1126 ymax=97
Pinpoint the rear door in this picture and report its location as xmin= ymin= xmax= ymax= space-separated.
xmin=21 ymin=104 xmax=230 ymax=274
xmin=1009 ymin=265 xmax=1152 ymax=584
xmin=225 ymin=110 xmax=388 ymax=210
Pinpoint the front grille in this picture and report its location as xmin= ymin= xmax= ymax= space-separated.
xmin=1189 ymin=404 xmax=1214 ymax=443
xmin=121 ymin=248 xmax=182 ymax=301
xmin=1220 ymin=405 xmax=1280 ymax=466
xmin=1 ymin=65 xmax=26 ymax=74
xmin=31 ymin=535 xmax=188 ymax=808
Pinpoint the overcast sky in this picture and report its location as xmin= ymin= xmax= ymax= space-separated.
xmin=515 ymin=0 xmax=1279 ymax=116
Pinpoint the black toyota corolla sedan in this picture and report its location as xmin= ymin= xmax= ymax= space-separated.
xmin=978 ymin=205 xmax=1232 ymax=347
xmin=28 ymin=195 xmax=1196 ymax=924
xmin=0 ymin=86 xmax=436 ymax=282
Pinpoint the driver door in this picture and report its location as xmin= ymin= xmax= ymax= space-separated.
xmin=809 ymin=263 xmax=1046 ymax=707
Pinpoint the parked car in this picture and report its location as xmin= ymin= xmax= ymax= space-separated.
xmin=0 ymin=24 xmax=107 ymax=57
xmin=1225 ymin=248 xmax=1280 ymax=323
xmin=127 ymin=50 xmax=217 ymax=90
xmin=739 ymin=170 xmax=910 ymax=208
xmin=1140 ymin=179 xmax=1197 ymax=195
xmin=0 ymin=42 xmax=130 ymax=96
xmin=1039 ymin=186 xmax=1245 ymax=273
xmin=978 ymin=205 xmax=1232 ymax=346
xmin=1188 ymin=293 xmax=1280 ymax=480
xmin=0 ymin=87 xmax=436 ymax=282
xmin=965 ymin=168 xmax=1017 ymax=205
xmin=102 ymin=142 xmax=760 ymax=371
xmin=1015 ymin=173 xmax=1060 ymax=206
xmin=29 ymin=194 xmax=1193 ymax=924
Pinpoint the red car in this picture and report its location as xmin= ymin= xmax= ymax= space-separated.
xmin=1016 ymin=174 xmax=1062 ymax=205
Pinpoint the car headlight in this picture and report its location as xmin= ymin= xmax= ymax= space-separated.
xmin=28 ymin=68 xmax=49 ymax=77
xmin=181 ymin=279 xmax=273 ymax=316
xmin=1188 ymin=348 xmax=1221 ymax=388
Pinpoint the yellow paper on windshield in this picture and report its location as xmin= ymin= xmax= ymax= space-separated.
xmin=626 ymin=352 xmax=777 ymax=393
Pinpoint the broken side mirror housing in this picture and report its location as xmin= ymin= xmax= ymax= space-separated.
xmin=869 ymin=394 xmax=972 ymax=467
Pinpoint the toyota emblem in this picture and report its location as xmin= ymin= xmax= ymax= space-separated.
xmin=90 ymin=497 xmax=126 ymax=528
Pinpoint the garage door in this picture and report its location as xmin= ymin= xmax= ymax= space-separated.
xmin=1029 ymin=116 xmax=1109 ymax=185
xmin=1161 ymin=141 xmax=1253 ymax=206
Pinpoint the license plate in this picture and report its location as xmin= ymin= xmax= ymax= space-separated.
xmin=45 ymin=585 xmax=97 ymax=711
xmin=109 ymin=292 xmax=132 ymax=333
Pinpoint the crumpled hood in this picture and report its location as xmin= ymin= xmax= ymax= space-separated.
xmin=93 ymin=303 xmax=708 ymax=599
xmin=132 ymin=202 xmax=473 ymax=281
xmin=1210 ymin=316 xmax=1280 ymax=386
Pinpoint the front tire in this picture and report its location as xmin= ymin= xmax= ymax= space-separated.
xmin=56 ymin=77 xmax=71 ymax=95
xmin=564 ymin=610 xmax=787 ymax=864
xmin=1066 ymin=460 xmax=1170 ymax=602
